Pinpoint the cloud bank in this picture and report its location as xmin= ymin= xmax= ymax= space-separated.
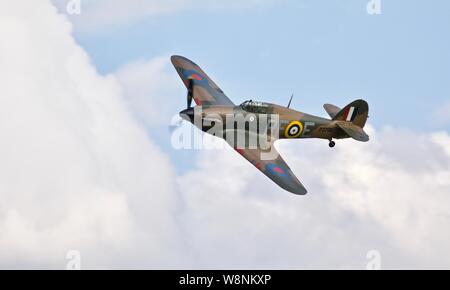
xmin=177 ymin=128 xmax=450 ymax=269
xmin=0 ymin=0 xmax=184 ymax=269
xmin=0 ymin=0 xmax=449 ymax=269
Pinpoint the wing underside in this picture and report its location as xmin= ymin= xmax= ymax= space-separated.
xmin=172 ymin=56 xmax=305 ymax=194
xmin=171 ymin=55 xmax=234 ymax=106
xmin=231 ymin=136 xmax=307 ymax=195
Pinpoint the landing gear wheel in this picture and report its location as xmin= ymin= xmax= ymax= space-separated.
xmin=329 ymin=140 xmax=336 ymax=148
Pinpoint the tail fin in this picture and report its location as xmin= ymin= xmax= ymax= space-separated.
xmin=332 ymin=99 xmax=369 ymax=128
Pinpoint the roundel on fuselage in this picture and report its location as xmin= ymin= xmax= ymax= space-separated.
xmin=285 ymin=121 xmax=303 ymax=138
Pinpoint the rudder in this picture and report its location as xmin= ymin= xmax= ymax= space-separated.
xmin=332 ymin=99 xmax=369 ymax=128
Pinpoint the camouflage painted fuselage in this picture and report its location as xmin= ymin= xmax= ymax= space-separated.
xmin=186 ymin=103 xmax=348 ymax=142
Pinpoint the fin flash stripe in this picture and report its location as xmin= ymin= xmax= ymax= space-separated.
xmin=344 ymin=106 xmax=359 ymax=122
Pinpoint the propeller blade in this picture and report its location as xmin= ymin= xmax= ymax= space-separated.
xmin=187 ymin=79 xmax=193 ymax=108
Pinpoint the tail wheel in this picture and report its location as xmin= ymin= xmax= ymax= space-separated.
xmin=329 ymin=140 xmax=336 ymax=148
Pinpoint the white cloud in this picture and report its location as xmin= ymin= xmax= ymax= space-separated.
xmin=0 ymin=0 xmax=184 ymax=269
xmin=177 ymin=127 xmax=450 ymax=269
xmin=114 ymin=56 xmax=182 ymax=128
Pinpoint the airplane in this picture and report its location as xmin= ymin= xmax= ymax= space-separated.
xmin=171 ymin=55 xmax=369 ymax=195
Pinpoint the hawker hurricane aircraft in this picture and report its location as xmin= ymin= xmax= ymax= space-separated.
xmin=171 ymin=55 xmax=369 ymax=195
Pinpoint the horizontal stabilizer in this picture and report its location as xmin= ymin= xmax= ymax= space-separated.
xmin=323 ymin=104 xmax=341 ymax=119
xmin=336 ymin=121 xmax=369 ymax=142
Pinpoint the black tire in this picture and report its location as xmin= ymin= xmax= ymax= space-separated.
xmin=329 ymin=141 xmax=336 ymax=148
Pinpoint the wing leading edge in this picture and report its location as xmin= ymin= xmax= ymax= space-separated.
xmin=171 ymin=55 xmax=234 ymax=106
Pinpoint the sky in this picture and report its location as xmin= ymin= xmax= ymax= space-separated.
xmin=69 ymin=0 xmax=450 ymax=131
xmin=0 ymin=0 xmax=449 ymax=269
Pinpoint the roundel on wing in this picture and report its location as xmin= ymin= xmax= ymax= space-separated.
xmin=183 ymin=69 xmax=204 ymax=81
xmin=285 ymin=121 xmax=303 ymax=138
xmin=266 ymin=163 xmax=287 ymax=176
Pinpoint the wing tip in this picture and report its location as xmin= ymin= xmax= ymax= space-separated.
xmin=282 ymin=182 xmax=308 ymax=195
xmin=170 ymin=54 xmax=182 ymax=61
xmin=171 ymin=55 xmax=197 ymax=67
xmin=290 ymin=187 xmax=308 ymax=195
xmin=286 ymin=174 xmax=308 ymax=195
xmin=170 ymin=55 xmax=182 ymax=65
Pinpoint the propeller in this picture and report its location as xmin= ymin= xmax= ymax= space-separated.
xmin=187 ymin=79 xmax=194 ymax=109
xmin=179 ymin=79 xmax=195 ymax=124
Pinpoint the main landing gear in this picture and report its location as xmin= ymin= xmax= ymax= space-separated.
xmin=328 ymin=140 xmax=336 ymax=148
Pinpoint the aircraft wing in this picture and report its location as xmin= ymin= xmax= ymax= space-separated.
xmin=232 ymin=137 xmax=307 ymax=195
xmin=171 ymin=55 xmax=234 ymax=106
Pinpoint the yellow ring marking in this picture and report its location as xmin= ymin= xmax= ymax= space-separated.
xmin=285 ymin=121 xmax=304 ymax=138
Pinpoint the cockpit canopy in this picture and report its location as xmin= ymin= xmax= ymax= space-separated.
xmin=240 ymin=100 xmax=269 ymax=114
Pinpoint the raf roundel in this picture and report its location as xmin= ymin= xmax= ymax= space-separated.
xmin=266 ymin=163 xmax=287 ymax=176
xmin=285 ymin=121 xmax=304 ymax=138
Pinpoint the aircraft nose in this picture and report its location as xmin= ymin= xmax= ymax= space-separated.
xmin=179 ymin=107 xmax=195 ymax=122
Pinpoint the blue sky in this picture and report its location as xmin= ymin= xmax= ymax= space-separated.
xmin=74 ymin=0 xmax=450 ymax=132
